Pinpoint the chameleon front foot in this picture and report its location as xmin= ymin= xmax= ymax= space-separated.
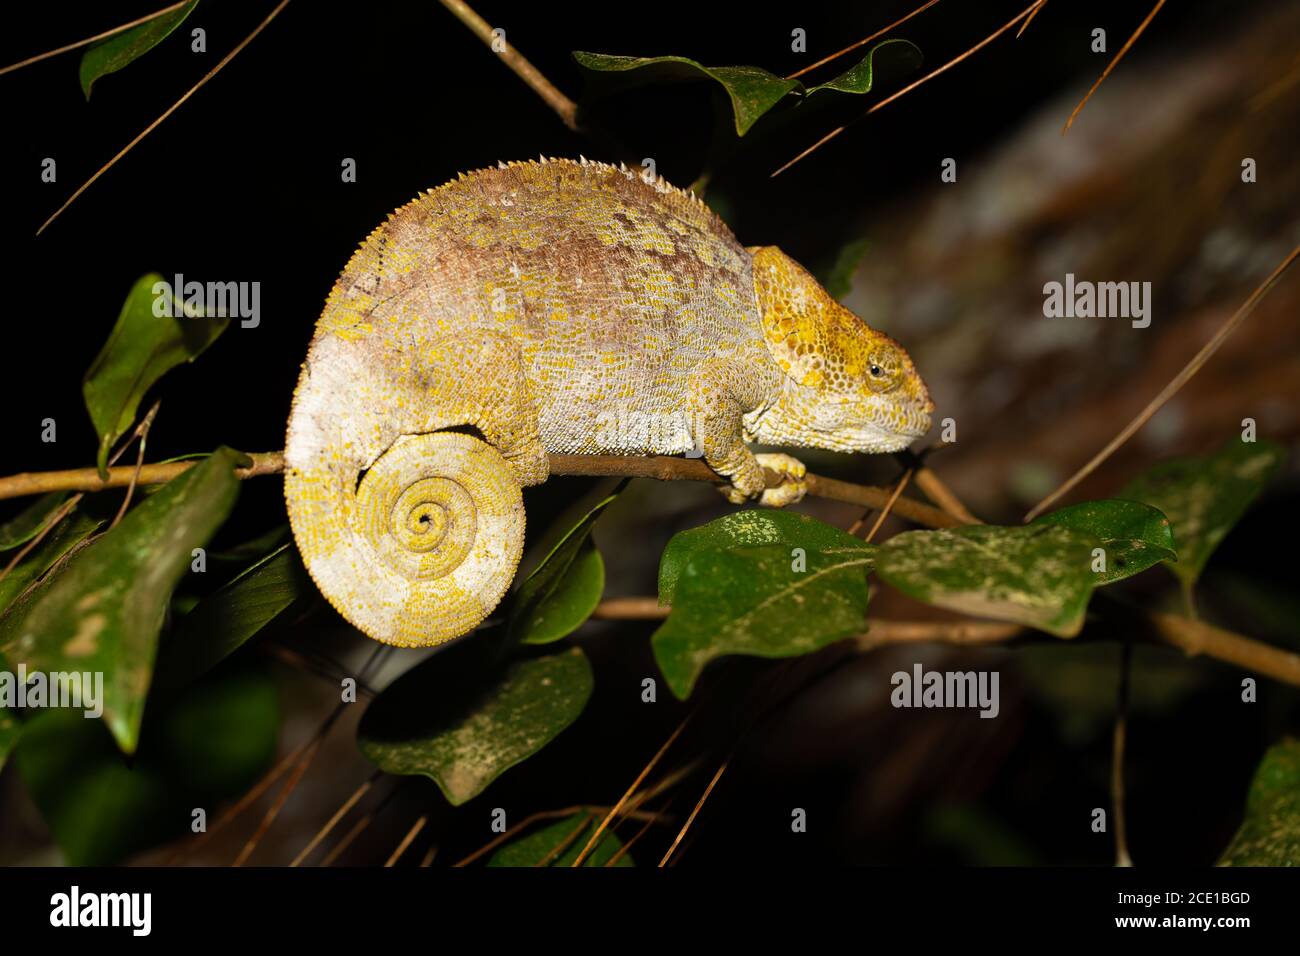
xmin=718 ymin=452 xmax=808 ymax=507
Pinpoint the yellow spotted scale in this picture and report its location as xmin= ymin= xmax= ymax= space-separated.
xmin=285 ymin=157 xmax=933 ymax=647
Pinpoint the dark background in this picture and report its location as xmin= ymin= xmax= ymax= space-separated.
xmin=1 ymin=0 xmax=1297 ymax=867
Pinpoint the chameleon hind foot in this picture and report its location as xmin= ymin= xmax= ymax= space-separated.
xmin=717 ymin=452 xmax=807 ymax=507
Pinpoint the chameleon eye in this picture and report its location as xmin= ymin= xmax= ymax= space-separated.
xmin=869 ymin=364 xmax=884 ymax=377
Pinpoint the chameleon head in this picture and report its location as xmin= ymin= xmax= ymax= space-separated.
xmin=746 ymin=246 xmax=933 ymax=453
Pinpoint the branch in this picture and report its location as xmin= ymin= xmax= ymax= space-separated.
xmin=438 ymin=0 xmax=578 ymax=130
xmin=0 ymin=451 xmax=285 ymax=501
xmin=0 ymin=450 xmax=963 ymax=529
xmin=1146 ymin=611 xmax=1300 ymax=686
xmin=592 ymin=596 xmax=1300 ymax=690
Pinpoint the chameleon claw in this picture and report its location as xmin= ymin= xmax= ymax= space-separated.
xmin=755 ymin=452 xmax=808 ymax=507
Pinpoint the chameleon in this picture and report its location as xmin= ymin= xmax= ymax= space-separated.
xmin=285 ymin=157 xmax=933 ymax=648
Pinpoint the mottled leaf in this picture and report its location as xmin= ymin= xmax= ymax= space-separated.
xmin=1033 ymin=498 xmax=1176 ymax=585
xmin=0 ymin=494 xmax=69 ymax=551
xmin=155 ymin=544 xmax=313 ymax=691
xmin=84 ymin=272 xmax=229 ymax=476
xmin=803 ymin=39 xmax=922 ymax=94
xmin=0 ymin=506 xmax=104 ymax=618
xmin=488 ymin=812 xmax=633 ymax=867
xmin=659 ymin=509 xmax=865 ymax=605
xmin=358 ymin=647 xmax=593 ymax=805
xmin=79 ymin=0 xmax=200 ymax=99
xmin=0 ymin=448 xmax=242 ymax=753
xmin=15 ymin=664 xmax=277 ymax=865
xmin=876 ymin=524 xmax=1098 ymax=637
xmin=509 ymin=494 xmax=615 ymax=645
xmin=1219 ymin=738 xmax=1300 ymax=866
xmin=1121 ymin=439 xmax=1284 ymax=590
xmin=574 ymin=52 xmax=799 ymax=135
xmin=654 ymin=512 xmax=874 ymax=698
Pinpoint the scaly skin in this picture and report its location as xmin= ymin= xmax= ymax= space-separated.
xmin=285 ymin=157 xmax=933 ymax=647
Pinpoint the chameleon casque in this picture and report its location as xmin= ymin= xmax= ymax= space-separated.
xmin=285 ymin=157 xmax=933 ymax=647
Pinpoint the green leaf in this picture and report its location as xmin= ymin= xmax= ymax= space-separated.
xmin=1121 ymin=439 xmax=1285 ymax=591
xmin=1219 ymin=738 xmax=1300 ymax=866
xmin=574 ymin=40 xmax=921 ymax=136
xmin=803 ymin=39 xmax=923 ymax=94
xmin=876 ymin=524 xmax=1098 ymax=637
xmin=0 ymin=494 xmax=69 ymax=551
xmin=15 ymin=664 xmax=277 ymax=866
xmin=0 ymin=448 xmax=242 ymax=753
xmin=155 ymin=664 xmax=280 ymax=796
xmin=654 ymin=511 xmax=875 ymax=698
xmin=79 ymin=0 xmax=200 ymax=100
xmin=1032 ymin=499 xmax=1176 ymax=585
xmin=84 ymin=272 xmax=229 ymax=476
xmin=488 ymin=812 xmax=633 ymax=867
xmin=574 ymin=52 xmax=799 ymax=135
xmin=659 ymin=508 xmax=864 ymax=605
xmin=358 ymin=647 xmax=594 ymax=805
xmin=509 ymin=495 xmax=615 ymax=645
xmin=820 ymin=237 xmax=870 ymax=302
xmin=0 ymin=506 xmax=104 ymax=618
xmin=0 ymin=712 xmax=17 ymax=773
xmin=155 ymin=544 xmax=314 ymax=691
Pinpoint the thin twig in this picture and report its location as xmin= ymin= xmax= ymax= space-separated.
xmin=438 ymin=0 xmax=578 ymax=130
xmin=1025 ymin=239 xmax=1300 ymax=520
xmin=0 ymin=1 xmax=192 ymax=76
xmin=659 ymin=756 xmax=730 ymax=867
xmin=1112 ymin=639 xmax=1133 ymax=867
xmin=535 ymin=813 xmax=595 ymax=867
xmin=1015 ymin=0 xmax=1047 ymax=38
xmin=865 ymin=468 xmax=912 ymax=542
xmin=773 ymin=0 xmax=1044 ymax=177
xmin=572 ymin=715 xmax=692 ymax=867
xmin=592 ymin=596 xmax=670 ymax=620
xmin=855 ymin=619 xmax=1024 ymax=649
xmin=604 ymin=802 xmax=663 ymax=866
xmin=451 ymin=804 xmax=669 ymax=867
xmin=109 ymin=401 xmax=160 ymax=529
xmin=37 ymin=0 xmax=292 ymax=235
xmin=896 ymin=450 xmax=983 ymax=524
xmin=384 ymin=815 xmax=428 ymax=867
xmin=1063 ymin=0 xmax=1166 ymax=133
xmin=0 ymin=495 xmax=80 ymax=586
xmin=231 ymin=733 xmax=325 ymax=867
xmin=0 ymin=400 xmax=164 ymax=586
xmin=163 ymin=733 xmax=315 ymax=863
xmin=289 ymin=774 xmax=378 ymax=867
xmin=320 ymin=816 xmax=373 ymax=867
xmin=785 ymin=0 xmax=941 ymax=80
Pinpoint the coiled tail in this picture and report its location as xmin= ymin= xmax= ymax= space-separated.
xmin=284 ymin=335 xmax=524 ymax=647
